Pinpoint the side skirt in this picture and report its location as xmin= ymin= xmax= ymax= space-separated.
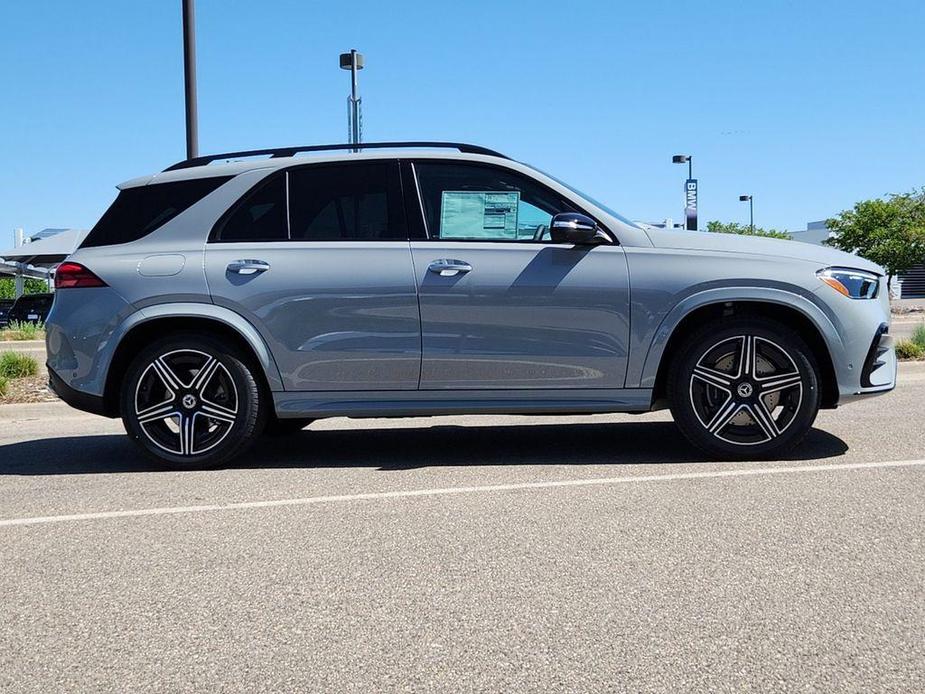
xmin=273 ymin=388 xmax=654 ymax=419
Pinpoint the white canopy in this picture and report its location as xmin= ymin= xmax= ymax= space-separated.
xmin=0 ymin=228 xmax=88 ymax=274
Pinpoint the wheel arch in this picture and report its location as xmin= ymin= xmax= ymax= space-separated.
xmin=102 ymin=304 xmax=283 ymax=416
xmin=644 ymin=291 xmax=842 ymax=410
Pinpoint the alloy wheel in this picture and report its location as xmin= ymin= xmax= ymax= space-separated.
xmin=688 ymin=335 xmax=804 ymax=446
xmin=133 ymin=349 xmax=239 ymax=456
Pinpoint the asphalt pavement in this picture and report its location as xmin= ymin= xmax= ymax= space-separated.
xmin=1 ymin=363 xmax=923 ymax=693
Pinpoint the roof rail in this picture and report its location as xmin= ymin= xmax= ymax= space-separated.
xmin=163 ymin=141 xmax=508 ymax=172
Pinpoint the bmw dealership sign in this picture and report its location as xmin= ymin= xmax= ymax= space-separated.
xmin=685 ymin=178 xmax=698 ymax=230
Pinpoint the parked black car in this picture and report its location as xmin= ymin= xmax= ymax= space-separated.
xmin=8 ymin=293 xmax=54 ymax=325
xmin=0 ymin=299 xmax=14 ymax=328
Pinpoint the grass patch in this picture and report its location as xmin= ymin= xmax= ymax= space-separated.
xmin=896 ymin=339 xmax=925 ymax=360
xmin=0 ymin=320 xmax=45 ymax=341
xmin=0 ymin=352 xmax=38 ymax=378
xmin=0 ymin=375 xmax=7 ymax=398
xmin=912 ymin=324 xmax=925 ymax=348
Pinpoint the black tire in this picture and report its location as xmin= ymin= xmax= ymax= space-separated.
xmin=263 ymin=417 xmax=314 ymax=437
xmin=120 ymin=333 xmax=267 ymax=469
xmin=667 ymin=317 xmax=820 ymax=459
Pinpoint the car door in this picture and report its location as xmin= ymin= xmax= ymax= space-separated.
xmin=204 ymin=160 xmax=421 ymax=391
xmin=407 ymin=160 xmax=631 ymax=390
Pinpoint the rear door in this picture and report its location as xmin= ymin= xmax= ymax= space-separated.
xmin=407 ymin=160 xmax=631 ymax=390
xmin=204 ymin=160 xmax=421 ymax=391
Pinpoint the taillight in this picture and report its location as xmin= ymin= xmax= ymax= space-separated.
xmin=54 ymin=262 xmax=107 ymax=289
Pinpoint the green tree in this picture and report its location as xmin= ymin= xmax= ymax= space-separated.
xmin=705 ymin=221 xmax=791 ymax=240
xmin=825 ymin=189 xmax=925 ymax=291
xmin=0 ymin=278 xmax=50 ymax=300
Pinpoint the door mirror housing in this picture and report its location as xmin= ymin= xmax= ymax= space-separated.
xmin=550 ymin=213 xmax=608 ymax=245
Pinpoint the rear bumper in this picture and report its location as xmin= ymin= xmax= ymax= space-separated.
xmin=48 ymin=367 xmax=114 ymax=418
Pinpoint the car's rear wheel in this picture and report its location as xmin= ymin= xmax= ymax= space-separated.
xmin=668 ymin=317 xmax=820 ymax=459
xmin=120 ymin=334 xmax=266 ymax=469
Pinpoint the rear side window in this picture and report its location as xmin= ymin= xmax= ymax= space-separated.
xmin=210 ymin=161 xmax=405 ymax=242
xmin=288 ymin=162 xmax=400 ymax=241
xmin=82 ymin=176 xmax=231 ymax=248
xmin=213 ymin=174 xmax=288 ymax=242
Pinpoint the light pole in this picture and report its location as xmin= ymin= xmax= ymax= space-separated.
xmin=739 ymin=195 xmax=754 ymax=233
xmin=672 ymin=154 xmax=697 ymax=230
xmin=672 ymin=154 xmax=692 ymax=180
xmin=339 ymin=49 xmax=364 ymax=152
xmin=182 ymin=0 xmax=199 ymax=160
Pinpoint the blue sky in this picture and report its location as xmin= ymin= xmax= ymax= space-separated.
xmin=2 ymin=0 xmax=923 ymax=243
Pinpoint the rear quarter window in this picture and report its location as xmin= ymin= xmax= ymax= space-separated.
xmin=81 ymin=176 xmax=231 ymax=248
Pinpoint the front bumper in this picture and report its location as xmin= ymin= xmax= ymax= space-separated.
xmin=821 ymin=285 xmax=897 ymax=405
xmin=861 ymin=323 xmax=895 ymax=388
xmin=838 ymin=323 xmax=897 ymax=403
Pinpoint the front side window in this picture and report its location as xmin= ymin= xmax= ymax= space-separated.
xmin=414 ymin=162 xmax=576 ymax=241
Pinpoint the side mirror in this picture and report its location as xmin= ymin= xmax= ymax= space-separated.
xmin=550 ymin=213 xmax=608 ymax=245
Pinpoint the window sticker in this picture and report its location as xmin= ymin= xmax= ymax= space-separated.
xmin=439 ymin=191 xmax=520 ymax=239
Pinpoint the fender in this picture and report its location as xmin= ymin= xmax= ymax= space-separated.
xmin=634 ymin=286 xmax=845 ymax=389
xmin=110 ymin=302 xmax=285 ymax=392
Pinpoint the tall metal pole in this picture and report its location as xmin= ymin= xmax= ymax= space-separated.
xmin=13 ymin=228 xmax=24 ymax=299
xmin=739 ymin=195 xmax=754 ymax=233
xmin=340 ymin=49 xmax=365 ymax=153
xmin=672 ymin=154 xmax=696 ymax=231
xmin=350 ymin=49 xmax=359 ymax=151
xmin=182 ymin=0 xmax=199 ymax=160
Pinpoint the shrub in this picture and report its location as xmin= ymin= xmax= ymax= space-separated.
xmin=1 ymin=320 xmax=44 ymax=340
xmin=896 ymin=339 xmax=925 ymax=360
xmin=912 ymin=324 xmax=925 ymax=348
xmin=0 ymin=375 xmax=7 ymax=397
xmin=0 ymin=352 xmax=38 ymax=378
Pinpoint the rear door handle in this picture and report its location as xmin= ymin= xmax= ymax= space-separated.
xmin=428 ymin=259 xmax=472 ymax=277
xmin=227 ymin=259 xmax=271 ymax=275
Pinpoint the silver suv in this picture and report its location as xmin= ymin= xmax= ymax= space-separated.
xmin=46 ymin=142 xmax=896 ymax=468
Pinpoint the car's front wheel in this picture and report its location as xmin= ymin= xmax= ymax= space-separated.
xmin=120 ymin=334 xmax=266 ymax=469
xmin=668 ymin=317 xmax=821 ymax=459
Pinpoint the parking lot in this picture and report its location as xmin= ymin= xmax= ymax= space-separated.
xmin=1 ymin=362 xmax=923 ymax=692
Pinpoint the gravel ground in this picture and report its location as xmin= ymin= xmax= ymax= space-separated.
xmin=1 ymin=375 xmax=57 ymax=404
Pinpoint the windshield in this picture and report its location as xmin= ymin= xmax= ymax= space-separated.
xmin=525 ymin=166 xmax=640 ymax=228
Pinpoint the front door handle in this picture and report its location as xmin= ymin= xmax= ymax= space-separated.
xmin=227 ymin=259 xmax=271 ymax=275
xmin=428 ymin=259 xmax=472 ymax=277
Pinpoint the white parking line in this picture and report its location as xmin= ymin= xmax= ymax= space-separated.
xmin=2 ymin=459 xmax=924 ymax=528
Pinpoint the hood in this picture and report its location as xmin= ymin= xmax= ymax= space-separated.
xmin=642 ymin=228 xmax=884 ymax=275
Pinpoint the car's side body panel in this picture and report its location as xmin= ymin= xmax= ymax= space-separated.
xmin=410 ymin=241 xmax=631 ymax=390
xmin=636 ymin=285 xmax=842 ymax=388
xmin=623 ymin=245 xmax=895 ymax=401
xmin=273 ymin=387 xmax=653 ymax=418
xmin=205 ymin=240 xmax=421 ymax=391
xmin=45 ymin=286 xmax=138 ymax=397
xmin=46 ymin=296 xmax=285 ymax=398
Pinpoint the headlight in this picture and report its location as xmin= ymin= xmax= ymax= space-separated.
xmin=817 ymin=267 xmax=880 ymax=299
